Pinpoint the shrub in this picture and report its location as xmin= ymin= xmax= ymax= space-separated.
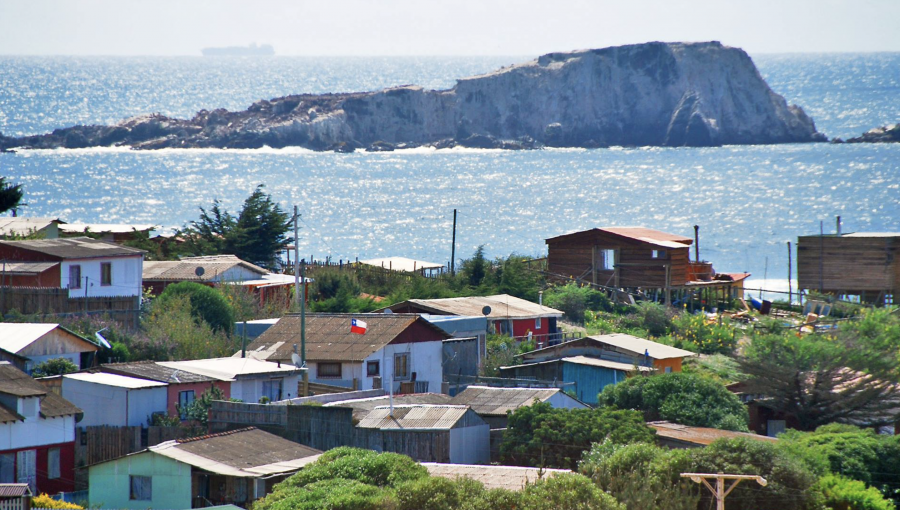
xmin=31 ymin=494 xmax=83 ymax=510
xmin=544 ymin=284 xmax=614 ymax=323
xmin=519 ymin=473 xmax=624 ymax=510
xmin=818 ymin=474 xmax=896 ymax=510
xmin=597 ymin=372 xmax=749 ymax=431
xmin=31 ymin=357 xmax=78 ymax=377
xmin=501 ymin=402 xmax=656 ymax=469
xmin=143 ymin=294 xmax=235 ymax=360
xmin=278 ymin=447 xmax=428 ymax=489
xmin=154 ymin=281 xmax=234 ymax=334
xmin=666 ymin=313 xmax=737 ymax=354
xmin=254 ymin=477 xmax=388 ymax=510
xmin=396 ymin=476 xmax=464 ymax=510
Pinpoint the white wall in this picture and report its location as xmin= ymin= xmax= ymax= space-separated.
xmin=211 ymin=266 xmax=264 ymax=283
xmin=449 ymin=424 xmax=490 ymax=464
xmin=547 ymin=391 xmax=590 ymax=410
xmin=62 ymin=379 xmax=167 ymax=427
xmin=0 ymin=398 xmax=74 ymax=450
xmin=309 ymin=361 xmax=362 ymax=389
xmin=60 ymin=256 xmax=143 ymax=298
xmin=362 ymin=341 xmax=443 ymax=393
xmin=231 ymin=373 xmax=302 ymax=403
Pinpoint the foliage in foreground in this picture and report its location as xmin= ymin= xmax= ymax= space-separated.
xmin=143 ymin=293 xmax=234 ymax=360
xmin=31 ymin=357 xmax=78 ymax=377
xmin=154 ymin=281 xmax=235 ymax=334
xmin=597 ymin=372 xmax=749 ymax=431
xmin=500 ymin=402 xmax=656 ymax=469
xmin=31 ymin=494 xmax=83 ymax=510
xmin=254 ymin=447 xmax=622 ymax=510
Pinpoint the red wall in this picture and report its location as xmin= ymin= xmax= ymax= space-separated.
xmin=1 ymin=266 xmax=61 ymax=288
xmin=510 ymin=317 xmax=550 ymax=337
xmin=166 ymin=381 xmax=231 ymax=418
xmin=1 ymin=441 xmax=76 ymax=494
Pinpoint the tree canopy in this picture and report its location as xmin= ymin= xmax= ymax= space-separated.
xmin=0 ymin=177 xmax=24 ymax=215
xmin=154 ymin=282 xmax=235 ymax=335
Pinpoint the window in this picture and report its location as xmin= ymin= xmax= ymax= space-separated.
xmin=601 ymin=249 xmax=615 ymax=270
xmin=100 ymin=262 xmax=112 ymax=286
xmin=68 ymin=265 xmax=81 ymax=289
xmin=0 ymin=454 xmax=13 ymax=483
xmin=535 ymin=317 xmax=542 ymax=330
xmin=367 ymin=361 xmax=380 ymax=377
xmin=178 ymin=390 xmax=195 ymax=419
xmin=394 ymin=353 xmax=410 ymax=380
xmin=317 ymin=363 xmax=342 ymax=379
xmin=767 ymin=420 xmax=787 ymax=438
xmin=664 ymin=366 xmax=672 ymax=374
xmin=47 ymin=448 xmax=60 ymax=480
xmin=262 ymin=379 xmax=283 ymax=401
xmin=234 ymin=478 xmax=248 ymax=502
xmin=130 ymin=475 xmax=152 ymax=501
xmin=652 ymin=249 xmax=667 ymax=259
xmin=20 ymin=397 xmax=37 ymax=418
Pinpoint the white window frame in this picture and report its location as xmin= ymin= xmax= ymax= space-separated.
xmin=100 ymin=262 xmax=112 ymax=286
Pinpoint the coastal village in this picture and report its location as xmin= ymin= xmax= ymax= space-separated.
xmin=0 ymin=192 xmax=898 ymax=510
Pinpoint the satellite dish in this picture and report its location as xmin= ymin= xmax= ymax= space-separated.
xmin=384 ymin=309 xmax=394 ymax=314
xmin=195 ymin=266 xmax=205 ymax=277
xmin=95 ymin=332 xmax=112 ymax=349
xmin=291 ymin=352 xmax=303 ymax=367
xmin=481 ymin=306 xmax=491 ymax=316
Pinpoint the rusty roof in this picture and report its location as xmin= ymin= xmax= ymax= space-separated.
xmin=357 ymin=405 xmax=482 ymax=430
xmin=99 ymin=361 xmax=217 ymax=384
xmin=648 ymin=421 xmax=777 ymax=446
xmin=422 ymin=463 xmax=570 ymax=491
xmin=450 ymin=386 xmax=562 ymax=416
xmin=546 ymin=227 xmax=693 ymax=248
xmin=324 ymin=393 xmax=454 ymax=420
xmin=0 ymin=362 xmax=81 ymax=422
xmin=245 ymin=313 xmax=451 ymax=362
xmin=385 ymin=294 xmax=564 ymax=319
xmin=0 ymin=237 xmax=144 ymax=259
xmin=143 ymin=255 xmax=268 ymax=282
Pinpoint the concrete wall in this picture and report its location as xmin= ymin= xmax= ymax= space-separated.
xmin=60 ymin=256 xmax=143 ymax=298
xmin=62 ymin=379 xmax=167 ymax=427
xmin=361 ymin=341 xmax=443 ymax=393
xmin=230 ymin=373 xmax=302 ymax=403
xmin=88 ymin=451 xmax=192 ymax=510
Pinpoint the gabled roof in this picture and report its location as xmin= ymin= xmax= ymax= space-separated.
xmin=503 ymin=356 xmax=654 ymax=373
xmin=323 ymin=393 xmax=454 ymax=420
xmin=0 ymin=362 xmax=82 ymax=422
xmin=0 ymin=237 xmax=144 ymax=259
xmin=99 ymin=361 xmax=217 ymax=384
xmin=359 ymin=257 xmax=444 ymax=272
xmin=586 ymin=334 xmax=696 ymax=360
xmin=0 ymin=261 xmax=58 ymax=275
xmin=158 ymin=357 xmax=304 ymax=382
xmin=450 ymin=386 xmax=565 ymax=416
xmin=546 ymin=227 xmax=693 ymax=249
xmin=244 ymin=313 xmax=452 ymax=362
xmin=0 ymin=217 xmax=62 ymax=237
xmin=385 ymin=294 xmax=563 ymax=320
xmin=64 ymin=372 xmax=168 ymax=390
xmin=143 ymin=255 xmax=268 ymax=282
xmin=357 ymin=404 xmax=483 ymax=430
xmin=0 ymin=323 xmax=98 ymax=355
xmin=422 ymin=463 xmax=570 ymax=491
xmin=0 ymin=484 xmax=33 ymax=497
xmin=127 ymin=428 xmax=321 ymax=477
xmin=648 ymin=421 xmax=777 ymax=446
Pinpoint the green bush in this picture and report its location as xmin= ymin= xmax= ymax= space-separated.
xmin=519 ymin=473 xmax=624 ymax=510
xmin=818 ymin=474 xmax=896 ymax=510
xmin=501 ymin=402 xmax=656 ymax=469
xmin=31 ymin=357 xmax=78 ymax=377
xmin=666 ymin=313 xmax=737 ymax=354
xmin=155 ymin=281 xmax=234 ymax=334
xmin=279 ymin=447 xmax=428 ymax=490
xmin=597 ymin=372 xmax=749 ymax=431
xmin=255 ymin=478 xmax=388 ymax=510
xmin=544 ymin=283 xmax=614 ymax=323
xmin=396 ymin=476 xmax=464 ymax=510
xmin=681 ymin=354 xmax=745 ymax=385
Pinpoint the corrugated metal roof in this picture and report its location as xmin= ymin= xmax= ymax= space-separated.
xmin=838 ymin=232 xmax=900 ymax=238
xmin=324 ymin=393 xmax=454 ymax=420
xmin=0 ymin=484 xmax=32 ymax=497
xmin=357 ymin=405 xmax=477 ymax=430
xmin=503 ymin=356 xmax=653 ymax=372
xmin=148 ymin=427 xmax=321 ymax=477
xmin=244 ymin=313 xmax=450 ymax=362
xmin=143 ymin=255 xmax=268 ymax=282
xmin=360 ymin=257 xmax=444 ymax=272
xmin=422 ymin=463 xmax=570 ymax=491
xmin=159 ymin=357 xmax=304 ymax=381
xmin=0 ymin=261 xmax=58 ymax=275
xmin=0 ymin=218 xmax=61 ymax=236
xmin=100 ymin=361 xmax=217 ymax=384
xmin=391 ymin=294 xmax=563 ymax=319
xmin=546 ymin=227 xmax=693 ymax=248
xmin=648 ymin=421 xmax=777 ymax=446
xmin=450 ymin=386 xmax=561 ymax=416
xmin=587 ymin=334 xmax=696 ymax=360
xmin=0 ymin=323 xmax=97 ymax=355
xmin=59 ymin=223 xmax=155 ymax=234
xmin=0 ymin=237 xmax=145 ymax=259
xmin=64 ymin=372 xmax=168 ymax=389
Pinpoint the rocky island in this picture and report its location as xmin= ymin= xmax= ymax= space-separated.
xmin=0 ymin=41 xmax=827 ymax=152
xmin=839 ymin=123 xmax=900 ymax=144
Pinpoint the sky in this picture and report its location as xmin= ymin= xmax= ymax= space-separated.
xmin=1 ymin=0 xmax=899 ymax=56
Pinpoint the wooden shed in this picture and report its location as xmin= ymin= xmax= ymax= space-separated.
xmin=797 ymin=232 xmax=900 ymax=305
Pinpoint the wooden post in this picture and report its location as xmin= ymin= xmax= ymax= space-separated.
xmin=591 ymin=246 xmax=598 ymax=286
xmin=664 ymin=264 xmax=671 ymax=306
xmin=787 ymin=241 xmax=793 ymax=305
xmin=450 ymin=209 xmax=457 ymax=275
xmin=681 ymin=472 xmax=767 ymax=510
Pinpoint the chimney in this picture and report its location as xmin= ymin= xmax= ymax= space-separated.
xmin=836 ymin=216 xmax=842 ymax=236
xmin=693 ymin=225 xmax=700 ymax=262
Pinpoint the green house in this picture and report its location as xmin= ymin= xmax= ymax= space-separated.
xmin=88 ymin=427 xmax=321 ymax=510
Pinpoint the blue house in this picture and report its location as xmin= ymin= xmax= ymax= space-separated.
xmin=498 ymin=356 xmax=651 ymax=405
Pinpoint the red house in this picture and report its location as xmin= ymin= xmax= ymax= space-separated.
xmin=0 ymin=362 xmax=81 ymax=494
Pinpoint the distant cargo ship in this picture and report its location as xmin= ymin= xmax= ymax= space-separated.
xmin=201 ymin=43 xmax=275 ymax=57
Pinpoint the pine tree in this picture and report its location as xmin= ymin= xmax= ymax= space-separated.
xmin=0 ymin=177 xmax=24 ymax=215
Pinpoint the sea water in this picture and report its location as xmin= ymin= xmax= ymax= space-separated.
xmin=1 ymin=54 xmax=899 ymax=294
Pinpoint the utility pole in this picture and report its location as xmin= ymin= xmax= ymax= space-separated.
xmin=787 ymin=241 xmax=793 ymax=305
xmin=450 ymin=209 xmax=457 ymax=275
xmin=681 ymin=473 xmax=767 ymax=510
xmin=300 ymin=259 xmax=308 ymax=396
xmin=293 ymin=206 xmax=301 ymax=308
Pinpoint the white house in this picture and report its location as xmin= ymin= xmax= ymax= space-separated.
xmin=0 ymin=237 xmax=144 ymax=299
xmin=241 ymin=313 xmax=452 ymax=394
xmin=0 ymin=362 xmax=81 ymax=495
xmin=60 ymin=372 xmax=167 ymax=427
xmin=450 ymin=386 xmax=588 ymax=428
xmin=158 ymin=358 xmax=305 ymax=403
xmin=0 ymin=323 xmax=99 ymax=373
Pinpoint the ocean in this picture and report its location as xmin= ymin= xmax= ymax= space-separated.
xmin=1 ymin=53 xmax=899 ymax=295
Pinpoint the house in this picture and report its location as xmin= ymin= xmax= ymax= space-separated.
xmin=449 ymin=386 xmax=587 ymax=428
xmin=0 ymin=483 xmax=32 ymax=510
xmin=58 ymin=223 xmax=155 ymax=244
xmin=797 ymin=231 xmax=900 ymax=305
xmin=0 ymin=262 xmax=60 ymax=288
xmin=545 ymin=227 xmax=750 ymax=304
xmin=322 ymin=393 xmax=454 ymax=420
xmin=96 ymin=361 xmax=231 ymax=419
xmin=359 ymin=256 xmax=446 ymax=276
xmin=87 ymin=427 xmax=321 ymax=510
xmin=60 ymin=372 xmax=167 ymax=427
xmin=0 ymin=323 xmax=99 ymax=374
xmin=648 ymin=421 xmax=777 ymax=449
xmin=0 ymin=362 xmax=81 ymax=495
xmin=499 ymin=357 xmax=651 ymax=405
xmin=422 ymin=463 xmax=570 ymax=490
xmin=158 ymin=358 xmax=305 ymax=403
xmin=142 ymin=255 xmax=269 ymax=295
xmin=422 ymin=314 xmax=487 ymax=380
xmin=0 ymin=218 xmax=62 ymax=240
xmin=241 ymin=313 xmax=451 ymax=394
xmin=381 ymin=294 xmax=564 ymax=346
xmin=0 ymin=237 xmax=144 ymax=298
xmin=521 ymin=334 xmax=696 ymax=373
xmin=357 ymin=404 xmax=490 ymax=464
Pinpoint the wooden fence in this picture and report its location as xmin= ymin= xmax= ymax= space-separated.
xmin=0 ymin=286 xmax=139 ymax=325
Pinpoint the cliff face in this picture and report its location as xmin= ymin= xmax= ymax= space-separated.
xmin=0 ymin=42 xmax=825 ymax=151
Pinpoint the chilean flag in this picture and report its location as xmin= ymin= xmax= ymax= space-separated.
xmin=351 ymin=318 xmax=367 ymax=335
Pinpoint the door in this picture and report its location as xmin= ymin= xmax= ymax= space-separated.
xmin=16 ymin=449 xmax=36 ymax=493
